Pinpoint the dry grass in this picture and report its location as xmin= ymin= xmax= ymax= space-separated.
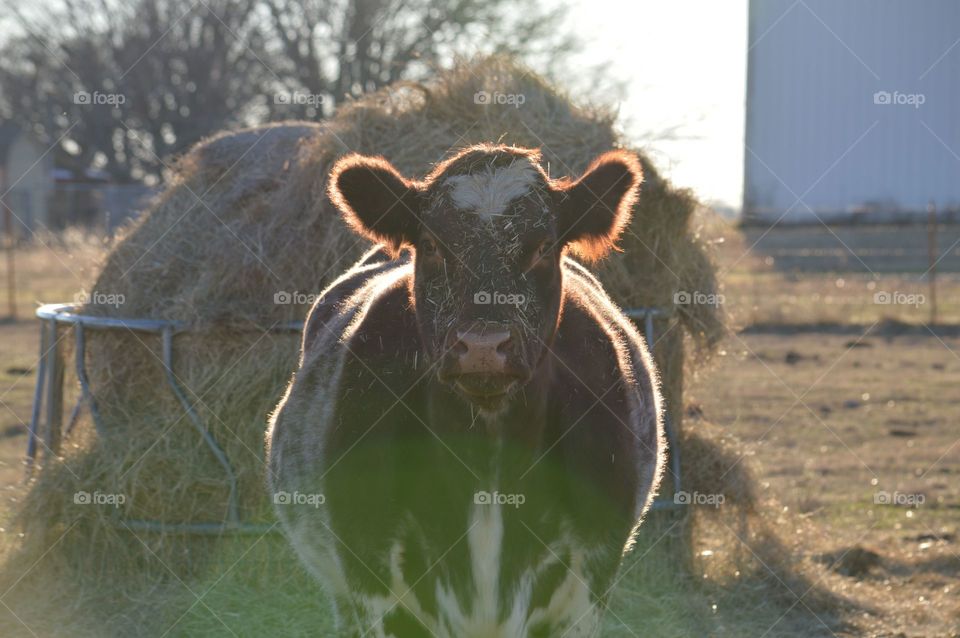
xmin=2 ymin=222 xmax=957 ymax=635
xmin=710 ymin=218 xmax=960 ymax=327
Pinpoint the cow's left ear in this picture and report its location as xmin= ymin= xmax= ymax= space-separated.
xmin=328 ymin=154 xmax=422 ymax=256
xmin=555 ymin=151 xmax=642 ymax=261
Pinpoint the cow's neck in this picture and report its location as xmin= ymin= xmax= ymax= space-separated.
xmin=423 ymin=357 xmax=553 ymax=482
xmin=441 ymin=353 xmax=551 ymax=428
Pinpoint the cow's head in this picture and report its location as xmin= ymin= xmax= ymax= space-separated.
xmin=329 ymin=144 xmax=642 ymax=411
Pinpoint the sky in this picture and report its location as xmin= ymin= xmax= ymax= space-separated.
xmin=566 ymin=0 xmax=749 ymax=211
xmin=0 ymin=0 xmax=749 ymax=209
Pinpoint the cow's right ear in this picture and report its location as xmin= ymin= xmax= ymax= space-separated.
xmin=328 ymin=154 xmax=422 ymax=255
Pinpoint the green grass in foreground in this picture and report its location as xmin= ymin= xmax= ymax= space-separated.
xmin=0 ymin=509 xmax=838 ymax=637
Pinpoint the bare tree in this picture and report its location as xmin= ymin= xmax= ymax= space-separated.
xmin=0 ymin=0 xmax=579 ymax=182
xmin=0 ymin=0 xmax=273 ymax=182
xmin=263 ymin=0 xmax=576 ymax=116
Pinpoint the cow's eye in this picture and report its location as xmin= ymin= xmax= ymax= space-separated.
xmin=419 ymin=237 xmax=438 ymax=257
xmin=525 ymin=240 xmax=553 ymax=271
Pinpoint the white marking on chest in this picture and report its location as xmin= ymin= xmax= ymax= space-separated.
xmin=353 ymin=527 xmax=603 ymax=637
xmin=435 ymin=508 xmax=602 ymax=637
xmin=523 ymin=550 xmax=600 ymax=637
xmin=470 ymin=502 xmax=504 ymax=624
xmin=444 ymin=161 xmax=538 ymax=220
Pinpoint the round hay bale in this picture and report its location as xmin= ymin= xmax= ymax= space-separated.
xmin=16 ymin=55 xmax=726 ymax=581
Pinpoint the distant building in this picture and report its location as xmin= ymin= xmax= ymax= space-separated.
xmin=0 ymin=122 xmax=153 ymax=233
xmin=0 ymin=123 xmax=54 ymax=230
xmin=743 ymin=0 xmax=960 ymax=224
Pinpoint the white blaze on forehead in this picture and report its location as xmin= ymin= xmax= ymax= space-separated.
xmin=444 ymin=160 xmax=539 ymax=220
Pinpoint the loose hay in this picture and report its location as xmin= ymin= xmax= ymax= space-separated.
xmin=9 ymin=55 xmax=738 ymax=626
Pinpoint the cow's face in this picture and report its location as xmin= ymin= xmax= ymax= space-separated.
xmin=329 ymin=145 xmax=642 ymax=411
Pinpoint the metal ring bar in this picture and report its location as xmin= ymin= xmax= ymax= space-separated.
xmin=28 ymin=303 xmax=301 ymax=534
xmin=27 ymin=303 xmax=685 ymax=535
xmin=623 ymin=307 xmax=683 ymax=511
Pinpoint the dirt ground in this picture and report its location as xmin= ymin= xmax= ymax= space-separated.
xmin=688 ymin=327 xmax=960 ymax=637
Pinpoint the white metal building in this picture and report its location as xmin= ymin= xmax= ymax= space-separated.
xmin=743 ymin=0 xmax=960 ymax=223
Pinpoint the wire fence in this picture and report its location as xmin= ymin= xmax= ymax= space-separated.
xmin=4 ymin=182 xmax=155 ymax=236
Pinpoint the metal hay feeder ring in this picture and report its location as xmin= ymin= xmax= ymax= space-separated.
xmin=26 ymin=303 xmax=684 ymax=535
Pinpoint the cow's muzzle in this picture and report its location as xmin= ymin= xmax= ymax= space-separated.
xmin=439 ymin=324 xmax=527 ymax=408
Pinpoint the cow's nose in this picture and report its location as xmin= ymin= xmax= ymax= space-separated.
xmin=452 ymin=328 xmax=512 ymax=374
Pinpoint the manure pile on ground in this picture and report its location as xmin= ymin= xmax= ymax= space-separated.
xmin=8 ymin=56 xmax=743 ymax=624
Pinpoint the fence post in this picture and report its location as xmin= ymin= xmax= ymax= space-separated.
xmin=927 ymin=200 xmax=938 ymax=325
xmin=3 ymin=203 xmax=15 ymax=319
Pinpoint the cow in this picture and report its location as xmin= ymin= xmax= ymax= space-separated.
xmin=266 ymin=143 xmax=665 ymax=637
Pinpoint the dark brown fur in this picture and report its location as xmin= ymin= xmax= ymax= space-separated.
xmin=267 ymin=146 xmax=664 ymax=637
